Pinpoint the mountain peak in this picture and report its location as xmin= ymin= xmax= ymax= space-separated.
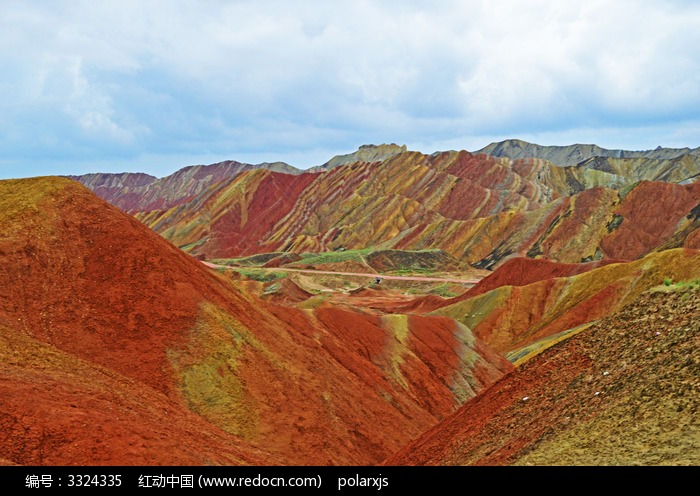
xmin=475 ymin=139 xmax=700 ymax=166
xmin=319 ymin=143 xmax=408 ymax=170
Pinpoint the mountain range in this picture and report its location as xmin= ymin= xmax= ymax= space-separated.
xmin=67 ymin=141 xmax=700 ymax=268
xmin=3 ymin=139 xmax=698 ymax=466
xmin=475 ymin=138 xmax=700 ymax=166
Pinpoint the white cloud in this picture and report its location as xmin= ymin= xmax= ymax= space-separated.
xmin=1 ymin=0 xmax=699 ymax=178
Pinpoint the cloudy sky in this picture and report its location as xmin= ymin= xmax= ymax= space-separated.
xmin=1 ymin=0 xmax=699 ymax=179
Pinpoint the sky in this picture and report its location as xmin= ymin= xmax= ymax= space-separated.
xmin=1 ymin=0 xmax=699 ymax=179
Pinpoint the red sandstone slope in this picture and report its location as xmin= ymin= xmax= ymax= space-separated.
xmin=0 ymin=177 xmax=511 ymax=465
xmin=0 ymin=325 xmax=272 ymax=466
xmin=396 ymin=257 xmax=619 ymax=314
xmin=600 ymin=181 xmax=700 ymax=258
xmin=135 ymin=170 xmax=319 ymax=257
xmin=0 ymin=177 xmax=236 ymax=394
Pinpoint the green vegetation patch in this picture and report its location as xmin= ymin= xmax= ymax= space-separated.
xmin=167 ymin=302 xmax=272 ymax=440
xmin=606 ymin=213 xmax=624 ymax=233
xmin=381 ymin=314 xmax=411 ymax=390
xmin=295 ymin=295 xmax=329 ymax=310
xmin=211 ymin=252 xmax=286 ymax=267
xmin=434 ymin=285 xmax=513 ymax=330
xmin=262 ymin=282 xmax=282 ymax=295
xmin=367 ymin=249 xmax=459 ymax=273
xmin=179 ymin=238 xmax=207 ymax=252
xmin=650 ymin=278 xmax=700 ymax=293
xmin=210 ymin=248 xmax=465 ymax=276
xmin=385 ymin=267 xmax=436 ymax=276
xmin=292 ymin=247 xmax=375 ymax=266
xmin=234 ymin=268 xmax=287 ymax=282
xmin=449 ymin=321 xmax=481 ymax=405
xmin=427 ymin=283 xmax=461 ymax=298
xmin=506 ymin=321 xmax=598 ymax=366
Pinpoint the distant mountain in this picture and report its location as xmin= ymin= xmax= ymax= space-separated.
xmin=61 ymin=141 xmax=700 ymax=271
xmin=135 ymin=150 xmax=557 ymax=259
xmin=476 ymin=138 xmax=700 ymax=166
xmin=132 ymin=149 xmax=700 ymax=267
xmin=66 ymin=159 xmax=300 ymax=213
xmin=310 ymin=143 xmax=408 ymax=171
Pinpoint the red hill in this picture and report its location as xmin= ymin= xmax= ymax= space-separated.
xmin=0 ymin=177 xmax=510 ymax=465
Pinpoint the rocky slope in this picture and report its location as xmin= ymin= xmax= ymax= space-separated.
xmin=475 ymin=138 xmax=700 ymax=166
xmin=312 ymin=143 xmax=408 ymax=171
xmin=386 ymin=283 xmax=699 ymax=465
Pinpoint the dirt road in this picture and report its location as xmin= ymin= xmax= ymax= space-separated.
xmin=202 ymin=261 xmax=481 ymax=285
